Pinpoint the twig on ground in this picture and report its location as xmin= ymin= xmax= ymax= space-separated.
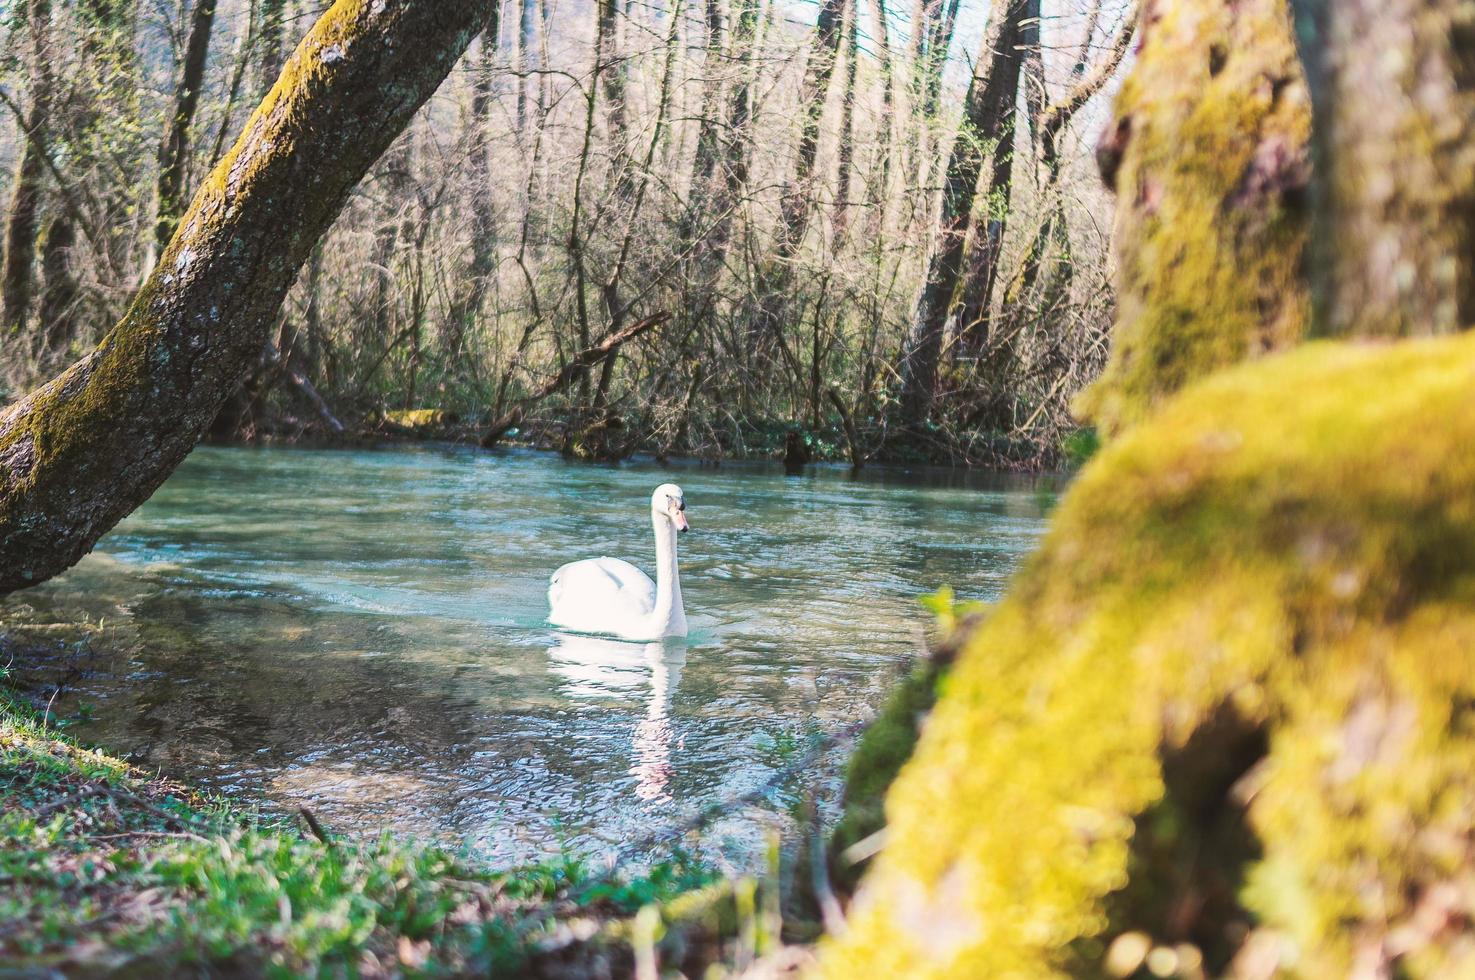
xmin=299 ymin=806 xmax=335 ymax=847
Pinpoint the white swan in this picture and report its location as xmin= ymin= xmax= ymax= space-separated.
xmin=547 ymin=483 xmax=689 ymax=640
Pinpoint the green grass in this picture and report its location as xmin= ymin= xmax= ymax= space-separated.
xmin=0 ymin=679 xmax=738 ymax=976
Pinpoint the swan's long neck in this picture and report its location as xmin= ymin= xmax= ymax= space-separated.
xmin=651 ymin=512 xmax=686 ymax=635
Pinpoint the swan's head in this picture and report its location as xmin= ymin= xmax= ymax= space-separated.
xmin=652 ymin=483 xmax=688 ymax=533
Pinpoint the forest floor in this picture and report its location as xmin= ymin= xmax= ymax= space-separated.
xmin=0 ymin=629 xmax=819 ymax=978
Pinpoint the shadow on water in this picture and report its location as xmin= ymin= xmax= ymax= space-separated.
xmin=2 ymin=445 xmax=1055 ymax=871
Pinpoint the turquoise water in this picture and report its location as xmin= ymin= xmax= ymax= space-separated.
xmin=4 ymin=445 xmax=1054 ymax=870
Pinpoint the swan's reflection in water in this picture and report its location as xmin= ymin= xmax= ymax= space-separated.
xmin=546 ymin=634 xmax=686 ymax=802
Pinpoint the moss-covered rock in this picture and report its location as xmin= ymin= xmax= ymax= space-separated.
xmin=1076 ymin=0 xmax=1311 ymax=437
xmin=818 ymin=333 xmax=1475 ymax=977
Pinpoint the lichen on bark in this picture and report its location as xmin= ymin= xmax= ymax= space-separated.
xmin=0 ymin=0 xmax=494 ymax=592
xmin=1075 ymin=0 xmax=1312 ymax=438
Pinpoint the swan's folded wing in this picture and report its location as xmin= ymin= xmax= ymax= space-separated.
xmin=549 ymin=556 xmax=656 ymax=616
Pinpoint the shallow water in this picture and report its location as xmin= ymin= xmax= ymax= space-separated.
xmin=3 ymin=445 xmax=1054 ymax=870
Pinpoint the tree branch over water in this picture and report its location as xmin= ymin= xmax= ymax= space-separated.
xmin=0 ymin=0 xmax=495 ymax=593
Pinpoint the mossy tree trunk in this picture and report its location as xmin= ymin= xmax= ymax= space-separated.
xmin=1291 ymin=0 xmax=1475 ymax=338
xmin=824 ymin=0 xmax=1475 ymax=976
xmin=0 ymin=0 xmax=494 ymax=593
xmin=1075 ymin=0 xmax=1311 ymax=437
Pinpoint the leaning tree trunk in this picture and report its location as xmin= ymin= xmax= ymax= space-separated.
xmin=895 ymin=0 xmax=1030 ymax=430
xmin=0 ymin=0 xmax=494 ymax=592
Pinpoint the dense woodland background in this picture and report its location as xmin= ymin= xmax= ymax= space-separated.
xmin=0 ymin=0 xmax=1134 ymax=467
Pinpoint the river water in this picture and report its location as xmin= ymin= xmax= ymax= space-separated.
xmin=3 ymin=445 xmax=1054 ymax=871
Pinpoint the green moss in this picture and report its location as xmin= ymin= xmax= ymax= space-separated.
xmin=827 ymin=660 xmax=945 ymax=894
xmin=819 ymin=333 xmax=1475 ymax=977
xmin=1076 ymin=0 xmax=1311 ymax=437
xmin=0 ymin=674 xmax=720 ymax=974
xmin=382 ymin=407 xmax=454 ymax=431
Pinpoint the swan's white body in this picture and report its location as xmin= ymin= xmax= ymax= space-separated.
xmin=547 ymin=484 xmax=689 ymax=641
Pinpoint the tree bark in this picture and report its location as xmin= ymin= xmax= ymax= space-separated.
xmin=1 ymin=0 xmax=52 ymax=332
xmin=686 ymin=0 xmax=725 ymax=219
xmin=258 ymin=0 xmax=288 ymax=100
xmin=1 ymin=118 xmax=46 ymax=333
xmin=966 ymin=0 xmax=1137 ymax=425
xmin=156 ymin=0 xmax=219 ymax=253
xmin=0 ymin=0 xmax=494 ymax=592
xmin=1076 ymin=0 xmax=1310 ymax=436
xmin=1291 ymin=0 xmax=1475 ymax=338
xmin=749 ymin=0 xmax=847 ymax=368
xmin=40 ymin=215 xmax=78 ymax=352
xmin=443 ymin=21 xmax=501 ymax=355
xmin=517 ymin=0 xmax=536 ymax=132
xmin=896 ymin=0 xmax=1030 ymax=429
xmin=831 ymin=0 xmax=859 ymax=242
xmin=774 ymin=0 xmax=846 ymax=258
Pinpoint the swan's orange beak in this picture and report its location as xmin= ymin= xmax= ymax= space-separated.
xmin=672 ymin=507 xmax=689 ymax=533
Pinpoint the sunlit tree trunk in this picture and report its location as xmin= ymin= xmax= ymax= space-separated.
xmin=40 ymin=215 xmax=78 ymax=352
xmin=1 ymin=0 xmax=52 ymax=332
xmin=0 ymin=0 xmax=494 ymax=592
xmin=896 ymin=0 xmax=1029 ymax=430
xmin=155 ymin=0 xmax=219 ymax=253
xmin=687 ymin=0 xmax=725 ymax=210
xmin=963 ymin=2 xmax=1137 ymax=430
xmin=597 ymin=0 xmax=629 ymax=172
xmin=773 ymin=0 xmax=846 ymax=259
xmin=948 ymin=0 xmax=1032 ymax=388
xmin=517 ymin=0 xmax=536 ymax=133
xmin=77 ymin=0 xmax=142 ymax=286
xmin=750 ymin=0 xmax=846 ymax=383
xmin=831 ymin=0 xmax=859 ymax=243
xmin=444 ymin=22 xmax=501 ymax=356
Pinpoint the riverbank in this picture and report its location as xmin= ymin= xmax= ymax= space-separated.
xmin=0 ymin=631 xmax=806 ymax=976
xmin=234 ymin=406 xmax=1094 ymax=473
